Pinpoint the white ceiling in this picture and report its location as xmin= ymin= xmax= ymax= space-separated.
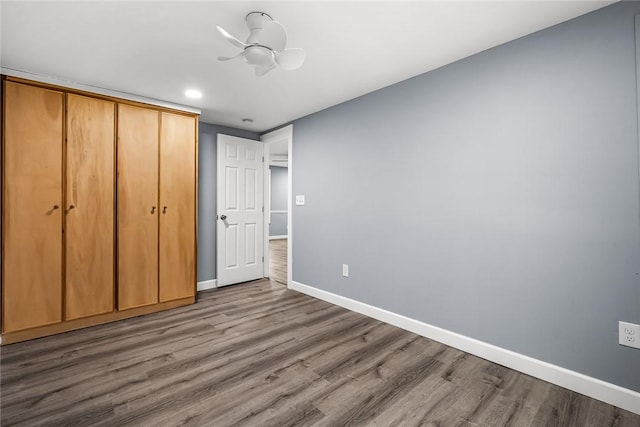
xmin=1 ymin=1 xmax=613 ymax=133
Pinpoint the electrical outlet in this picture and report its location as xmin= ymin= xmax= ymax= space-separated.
xmin=342 ymin=264 xmax=349 ymax=278
xmin=619 ymin=321 xmax=640 ymax=349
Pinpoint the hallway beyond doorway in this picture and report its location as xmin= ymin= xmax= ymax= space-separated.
xmin=269 ymin=239 xmax=287 ymax=285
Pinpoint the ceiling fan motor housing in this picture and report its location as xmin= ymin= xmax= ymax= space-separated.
xmin=246 ymin=12 xmax=274 ymax=45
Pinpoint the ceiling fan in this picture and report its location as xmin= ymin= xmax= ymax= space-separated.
xmin=216 ymin=12 xmax=306 ymax=76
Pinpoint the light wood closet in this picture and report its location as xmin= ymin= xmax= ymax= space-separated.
xmin=1 ymin=77 xmax=198 ymax=344
xmin=117 ymin=106 xmax=196 ymax=310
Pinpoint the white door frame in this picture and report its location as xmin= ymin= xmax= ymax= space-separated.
xmin=260 ymin=125 xmax=293 ymax=287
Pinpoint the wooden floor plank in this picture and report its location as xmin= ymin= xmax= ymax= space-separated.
xmin=1 ymin=278 xmax=638 ymax=426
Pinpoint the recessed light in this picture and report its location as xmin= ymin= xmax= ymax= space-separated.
xmin=242 ymin=118 xmax=254 ymax=124
xmin=185 ymin=89 xmax=202 ymax=99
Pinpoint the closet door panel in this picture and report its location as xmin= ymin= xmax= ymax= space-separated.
xmin=117 ymin=104 xmax=159 ymax=310
xmin=159 ymin=112 xmax=196 ymax=302
xmin=65 ymin=94 xmax=115 ymax=320
xmin=3 ymin=81 xmax=63 ymax=332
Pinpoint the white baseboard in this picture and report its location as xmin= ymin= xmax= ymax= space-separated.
xmin=197 ymin=279 xmax=217 ymax=292
xmin=290 ymin=280 xmax=640 ymax=415
xmin=269 ymin=235 xmax=288 ymax=240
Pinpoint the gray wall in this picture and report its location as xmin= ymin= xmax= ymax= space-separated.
xmin=291 ymin=1 xmax=640 ymax=392
xmin=269 ymin=165 xmax=288 ymax=237
xmin=198 ymin=122 xmax=260 ymax=282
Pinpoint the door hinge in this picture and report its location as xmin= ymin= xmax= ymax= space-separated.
xmin=262 ymin=206 xmax=264 ymax=212
xmin=262 ymin=256 xmax=264 ymax=262
xmin=262 ymin=156 xmax=265 ymax=162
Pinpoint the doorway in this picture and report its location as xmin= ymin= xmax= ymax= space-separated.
xmin=261 ymin=125 xmax=292 ymax=287
xmin=268 ymin=163 xmax=288 ymax=284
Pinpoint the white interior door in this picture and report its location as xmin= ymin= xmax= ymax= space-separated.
xmin=217 ymin=134 xmax=264 ymax=287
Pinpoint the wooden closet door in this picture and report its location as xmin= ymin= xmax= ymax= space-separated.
xmin=65 ymin=94 xmax=115 ymax=320
xmin=117 ymin=104 xmax=159 ymax=310
xmin=159 ymin=112 xmax=196 ymax=302
xmin=3 ymin=81 xmax=63 ymax=332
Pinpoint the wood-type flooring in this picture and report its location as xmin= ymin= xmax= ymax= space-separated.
xmin=1 ymin=279 xmax=638 ymax=426
xmin=269 ymin=238 xmax=287 ymax=285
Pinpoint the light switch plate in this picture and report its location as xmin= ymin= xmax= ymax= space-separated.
xmin=295 ymin=195 xmax=305 ymax=206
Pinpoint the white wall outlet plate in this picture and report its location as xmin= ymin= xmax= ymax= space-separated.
xmin=342 ymin=264 xmax=349 ymax=277
xmin=295 ymin=195 xmax=305 ymax=206
xmin=619 ymin=321 xmax=640 ymax=349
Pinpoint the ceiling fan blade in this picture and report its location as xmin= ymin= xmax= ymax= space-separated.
xmin=255 ymin=65 xmax=276 ymax=77
xmin=217 ymin=51 xmax=244 ymax=61
xmin=254 ymin=21 xmax=287 ymax=52
xmin=275 ymin=48 xmax=305 ymax=70
xmin=216 ymin=25 xmax=248 ymax=49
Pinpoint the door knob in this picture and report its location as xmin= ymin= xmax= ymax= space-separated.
xmin=66 ymin=204 xmax=75 ymax=213
xmin=163 ymin=206 xmax=167 ymax=214
xmin=151 ymin=206 xmax=156 ymax=214
xmin=220 ymin=214 xmax=227 ymax=220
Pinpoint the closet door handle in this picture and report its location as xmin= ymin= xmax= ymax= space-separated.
xmin=162 ymin=206 xmax=167 ymax=214
xmin=66 ymin=204 xmax=75 ymax=213
xmin=47 ymin=205 xmax=60 ymax=216
xmin=151 ymin=206 xmax=156 ymax=214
